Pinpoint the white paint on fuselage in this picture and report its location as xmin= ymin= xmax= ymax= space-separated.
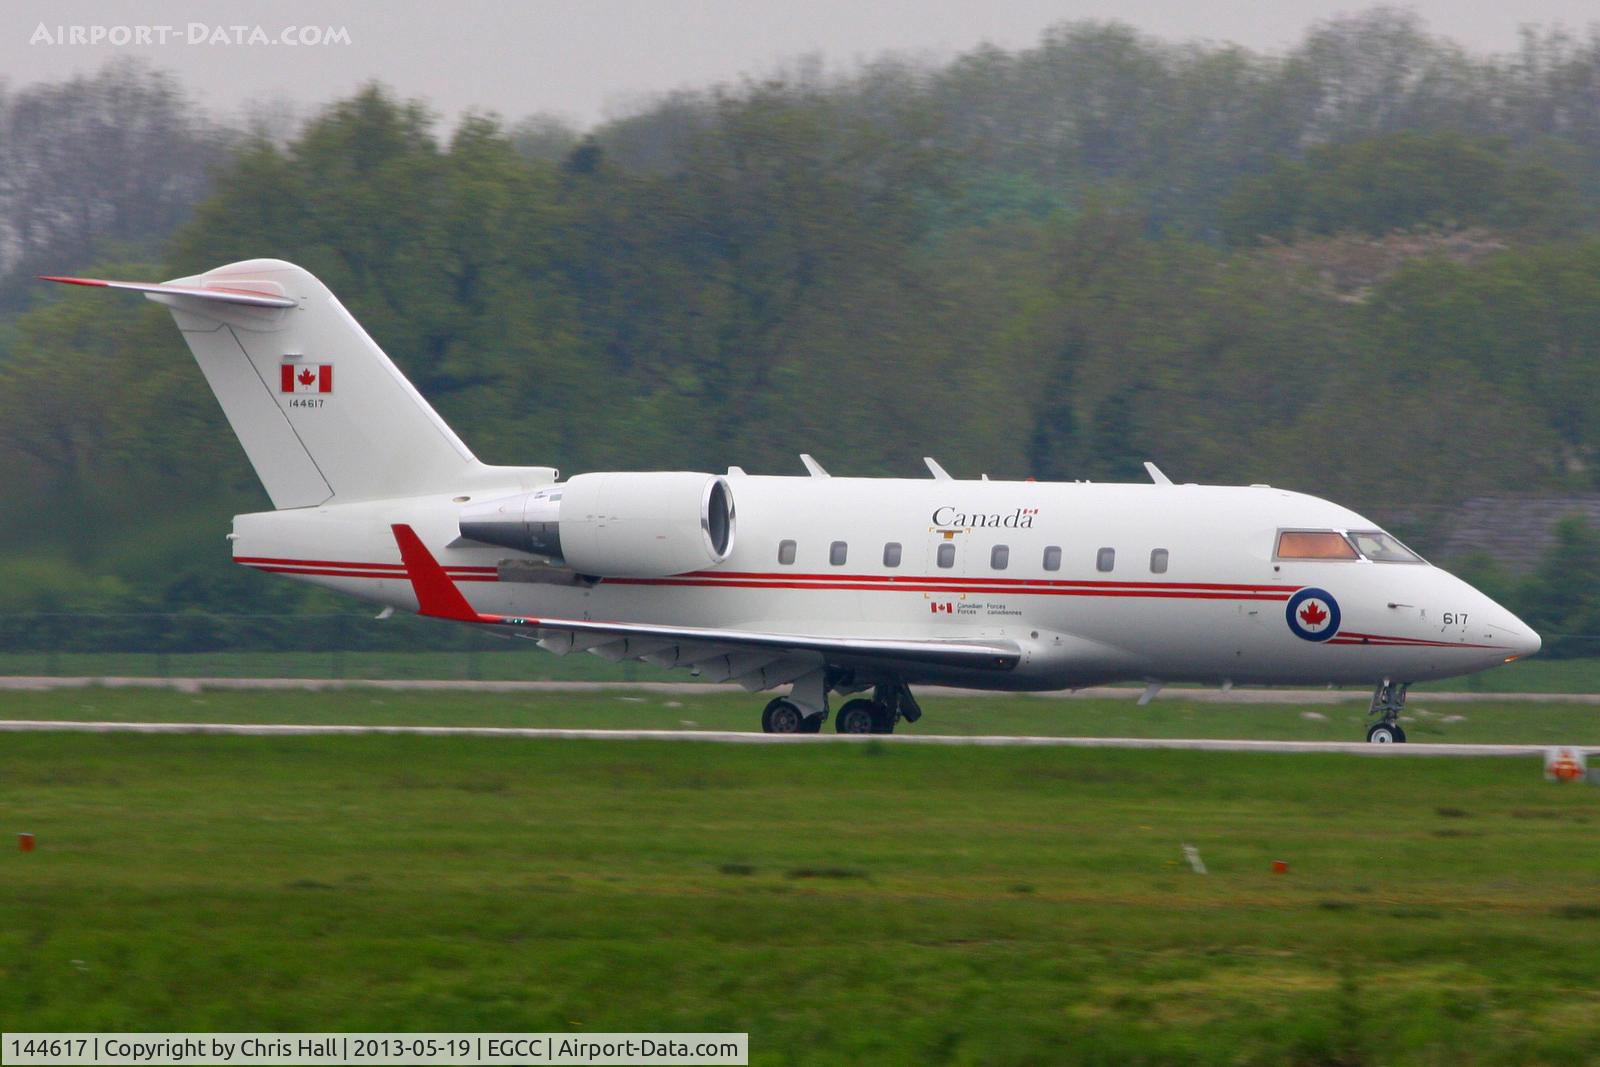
xmin=232 ymin=476 xmax=1540 ymax=691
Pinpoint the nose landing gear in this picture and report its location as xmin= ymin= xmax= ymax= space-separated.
xmin=1365 ymin=679 xmax=1409 ymax=743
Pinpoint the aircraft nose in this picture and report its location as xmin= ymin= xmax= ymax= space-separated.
xmin=1488 ymin=602 xmax=1541 ymax=660
xmin=1512 ymin=623 xmax=1542 ymax=659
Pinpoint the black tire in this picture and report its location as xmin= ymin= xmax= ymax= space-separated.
xmin=1391 ymin=724 xmax=1407 ymax=743
xmin=834 ymin=699 xmax=878 ymax=734
xmin=1366 ymin=722 xmax=1400 ymax=744
xmin=870 ymin=704 xmax=896 ymax=734
xmin=799 ymin=713 xmax=824 ymax=734
xmin=761 ymin=698 xmax=804 ymax=734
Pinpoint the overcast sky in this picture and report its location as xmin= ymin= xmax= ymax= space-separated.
xmin=7 ymin=0 xmax=1599 ymax=128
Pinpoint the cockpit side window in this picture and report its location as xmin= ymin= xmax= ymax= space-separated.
xmin=1349 ymin=530 xmax=1424 ymax=563
xmin=1276 ymin=530 xmax=1359 ymax=561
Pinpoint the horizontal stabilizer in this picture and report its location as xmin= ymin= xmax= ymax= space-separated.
xmin=38 ymin=274 xmax=297 ymax=308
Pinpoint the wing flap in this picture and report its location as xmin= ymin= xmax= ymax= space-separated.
xmin=508 ymin=616 xmax=1021 ymax=672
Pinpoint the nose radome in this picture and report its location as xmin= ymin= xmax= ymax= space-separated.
xmin=1488 ymin=602 xmax=1541 ymax=659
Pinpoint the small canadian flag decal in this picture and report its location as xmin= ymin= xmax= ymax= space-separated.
xmin=281 ymin=363 xmax=333 ymax=393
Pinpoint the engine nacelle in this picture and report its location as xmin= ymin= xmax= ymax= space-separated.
xmin=458 ymin=471 xmax=735 ymax=578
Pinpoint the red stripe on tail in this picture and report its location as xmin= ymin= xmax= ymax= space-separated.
xmin=392 ymin=524 xmax=479 ymax=621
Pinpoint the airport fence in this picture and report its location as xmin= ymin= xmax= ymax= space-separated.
xmin=0 ymin=612 xmax=663 ymax=681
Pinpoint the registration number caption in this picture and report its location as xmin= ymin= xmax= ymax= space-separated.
xmin=289 ymin=398 xmax=325 ymax=409
xmin=1442 ymin=612 xmax=1469 ymax=626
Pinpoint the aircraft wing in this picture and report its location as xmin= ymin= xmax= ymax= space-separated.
xmin=391 ymin=524 xmax=1020 ymax=687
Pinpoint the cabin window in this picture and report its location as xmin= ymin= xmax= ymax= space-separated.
xmin=1096 ymin=547 xmax=1116 ymax=572
xmin=1276 ymin=530 xmax=1358 ymax=561
xmin=883 ymin=542 xmax=902 ymax=567
xmin=991 ymin=545 xmax=1010 ymax=570
xmin=1043 ymin=546 xmax=1062 ymax=572
xmin=1150 ymin=548 xmax=1169 ymax=574
xmin=937 ymin=542 xmax=956 ymax=569
xmin=830 ymin=541 xmax=848 ymax=566
xmin=1348 ymin=530 xmax=1423 ymax=564
xmin=778 ymin=539 xmax=797 ymax=565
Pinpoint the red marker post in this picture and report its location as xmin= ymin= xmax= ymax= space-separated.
xmin=19 ymin=833 xmax=36 ymax=852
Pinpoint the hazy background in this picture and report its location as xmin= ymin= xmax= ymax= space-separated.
xmin=6 ymin=0 xmax=1599 ymax=125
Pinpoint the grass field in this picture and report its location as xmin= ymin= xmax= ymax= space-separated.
xmin=3 ymin=726 xmax=1600 ymax=1065
xmin=5 ymin=647 xmax=1600 ymax=691
xmin=6 ymin=685 xmax=1600 ymax=745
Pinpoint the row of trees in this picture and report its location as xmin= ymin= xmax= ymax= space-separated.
xmin=4 ymin=10 xmax=1600 ymax=649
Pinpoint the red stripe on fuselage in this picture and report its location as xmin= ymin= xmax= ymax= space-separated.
xmin=609 ymin=577 xmax=1292 ymax=599
xmin=236 ymin=556 xmax=1298 ymax=599
xmin=235 ymin=555 xmax=496 ymax=574
xmin=244 ymin=564 xmax=498 ymax=582
xmin=1327 ymin=632 xmax=1507 ymax=650
xmin=675 ymin=570 xmax=1287 ymax=592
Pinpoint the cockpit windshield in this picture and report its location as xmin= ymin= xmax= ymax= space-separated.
xmin=1276 ymin=531 xmax=1358 ymax=560
xmin=1276 ymin=529 xmax=1424 ymax=563
xmin=1347 ymin=530 xmax=1424 ymax=564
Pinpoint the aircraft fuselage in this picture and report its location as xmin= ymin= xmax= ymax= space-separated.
xmin=233 ymin=476 xmax=1538 ymax=691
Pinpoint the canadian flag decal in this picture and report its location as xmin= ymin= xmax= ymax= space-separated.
xmin=281 ymin=363 xmax=333 ymax=393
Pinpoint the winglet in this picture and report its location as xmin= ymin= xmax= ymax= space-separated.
xmin=1143 ymin=461 xmax=1173 ymax=486
xmin=799 ymin=454 xmax=830 ymax=478
xmin=923 ymin=457 xmax=953 ymax=481
xmin=392 ymin=524 xmax=480 ymax=621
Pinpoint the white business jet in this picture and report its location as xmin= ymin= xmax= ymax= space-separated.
xmin=44 ymin=260 xmax=1540 ymax=741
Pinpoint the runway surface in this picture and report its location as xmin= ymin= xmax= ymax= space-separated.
xmin=4 ymin=676 xmax=1600 ymax=703
xmin=0 ymin=718 xmax=1575 ymax=756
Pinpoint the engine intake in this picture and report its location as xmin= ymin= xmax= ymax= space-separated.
xmin=459 ymin=471 xmax=735 ymax=578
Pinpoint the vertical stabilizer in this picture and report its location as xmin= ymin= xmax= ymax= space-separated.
xmin=149 ymin=258 xmax=479 ymax=507
xmin=44 ymin=259 xmax=559 ymax=507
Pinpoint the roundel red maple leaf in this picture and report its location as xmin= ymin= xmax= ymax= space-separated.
xmin=1285 ymin=588 xmax=1340 ymax=642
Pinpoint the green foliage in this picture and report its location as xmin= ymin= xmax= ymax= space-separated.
xmin=1220 ymin=132 xmax=1580 ymax=243
xmin=1520 ymin=517 xmax=1600 ymax=657
xmin=8 ymin=17 xmax=1600 ymax=645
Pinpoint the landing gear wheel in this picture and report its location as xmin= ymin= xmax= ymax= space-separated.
xmin=834 ymin=699 xmax=881 ymax=734
xmin=761 ymin=698 xmax=804 ymax=734
xmin=798 ymin=713 xmax=824 ymax=734
xmin=1365 ymin=680 xmax=1409 ymax=743
xmin=1366 ymin=722 xmax=1406 ymax=744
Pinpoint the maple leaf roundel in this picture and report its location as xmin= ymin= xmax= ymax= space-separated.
xmin=1285 ymin=587 xmax=1341 ymax=642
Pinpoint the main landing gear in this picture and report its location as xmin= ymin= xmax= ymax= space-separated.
xmin=760 ymin=697 xmax=814 ymax=734
xmin=831 ymin=682 xmax=924 ymax=735
xmin=758 ymin=681 xmax=923 ymax=735
xmin=1366 ymin=679 xmax=1409 ymax=743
